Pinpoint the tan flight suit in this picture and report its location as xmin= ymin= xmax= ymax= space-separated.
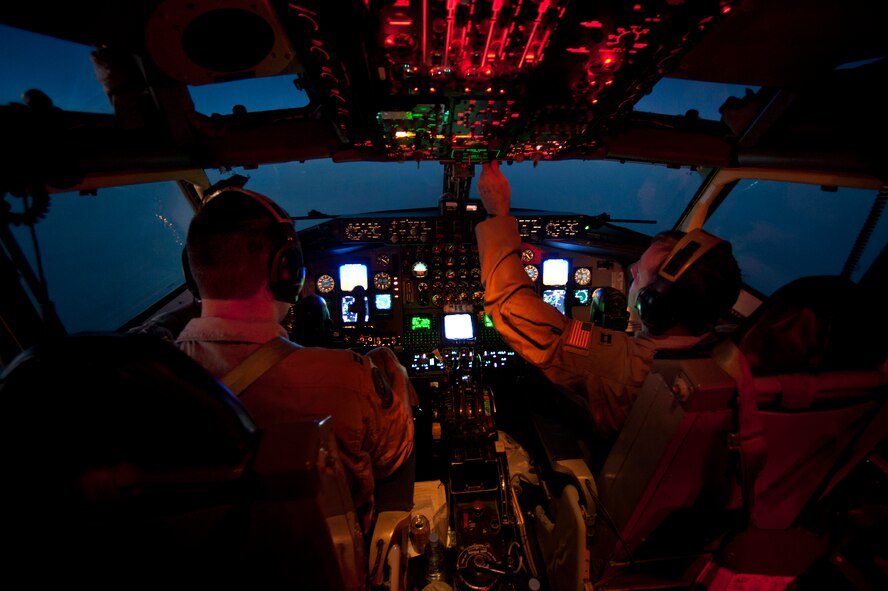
xmin=476 ymin=215 xmax=708 ymax=439
xmin=176 ymin=317 xmax=414 ymax=522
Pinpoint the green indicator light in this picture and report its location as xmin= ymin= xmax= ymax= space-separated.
xmin=483 ymin=314 xmax=494 ymax=328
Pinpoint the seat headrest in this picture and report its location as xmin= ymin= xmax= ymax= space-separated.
xmin=291 ymin=293 xmax=333 ymax=347
xmin=1 ymin=332 xmax=258 ymax=481
xmin=735 ymin=275 xmax=880 ymax=375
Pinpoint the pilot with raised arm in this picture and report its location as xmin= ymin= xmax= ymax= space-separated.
xmin=176 ymin=188 xmax=415 ymax=531
xmin=474 ymin=161 xmax=741 ymax=443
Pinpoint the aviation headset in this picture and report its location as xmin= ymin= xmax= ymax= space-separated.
xmin=634 ymin=228 xmax=726 ymax=334
xmin=182 ymin=187 xmax=306 ymax=303
xmin=590 ymin=287 xmax=630 ymax=332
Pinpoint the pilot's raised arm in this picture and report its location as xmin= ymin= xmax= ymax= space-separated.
xmin=474 ymin=161 xmax=741 ymax=442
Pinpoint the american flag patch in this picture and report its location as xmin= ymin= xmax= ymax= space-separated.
xmin=565 ymin=320 xmax=592 ymax=351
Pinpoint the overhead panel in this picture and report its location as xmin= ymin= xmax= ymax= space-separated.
xmin=363 ymin=0 xmax=737 ymax=162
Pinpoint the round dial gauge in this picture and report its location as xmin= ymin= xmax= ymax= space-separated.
xmin=574 ymin=267 xmax=592 ymax=286
xmin=412 ymin=261 xmax=428 ymax=279
xmin=373 ymin=272 xmax=392 ymax=290
xmin=525 ymin=265 xmax=539 ymax=282
xmin=521 ymin=248 xmax=535 ymax=263
xmin=376 ymin=254 xmax=391 ymax=267
xmin=316 ymin=274 xmax=335 ymax=294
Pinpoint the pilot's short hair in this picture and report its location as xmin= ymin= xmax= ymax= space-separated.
xmin=185 ymin=190 xmax=287 ymax=300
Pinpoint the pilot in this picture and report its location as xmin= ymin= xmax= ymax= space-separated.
xmin=475 ymin=161 xmax=741 ymax=444
xmin=176 ymin=188 xmax=416 ymax=531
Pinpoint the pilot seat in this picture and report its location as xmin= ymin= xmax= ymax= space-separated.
xmin=525 ymin=275 xmax=888 ymax=590
xmin=0 ymin=332 xmax=368 ymax=589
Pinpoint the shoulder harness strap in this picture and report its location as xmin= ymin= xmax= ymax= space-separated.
xmin=221 ymin=336 xmax=300 ymax=396
xmin=712 ymin=338 xmax=768 ymax=527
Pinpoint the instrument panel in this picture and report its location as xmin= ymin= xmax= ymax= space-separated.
xmin=297 ymin=204 xmax=632 ymax=374
xmin=293 ymin=202 xmax=646 ymax=590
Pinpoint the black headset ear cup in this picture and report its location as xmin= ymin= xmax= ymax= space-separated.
xmin=181 ymin=247 xmax=200 ymax=299
xmin=635 ymin=284 xmax=676 ymax=334
xmin=635 ymin=228 xmax=727 ymax=334
xmin=269 ymin=243 xmax=306 ymax=303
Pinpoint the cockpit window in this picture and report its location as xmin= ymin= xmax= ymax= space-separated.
xmin=9 ymin=157 xmax=697 ymax=334
xmin=704 ymin=179 xmax=888 ymax=295
xmin=210 ymin=159 xmax=701 ymax=235
xmin=189 ymin=75 xmax=310 ymax=115
xmin=635 ymin=77 xmax=759 ymax=121
xmin=0 ymin=24 xmax=111 ymax=113
xmin=8 ymin=183 xmax=193 ymax=332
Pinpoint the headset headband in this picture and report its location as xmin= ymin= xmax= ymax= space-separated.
xmin=191 ymin=186 xmax=305 ymax=303
xmin=203 ymin=187 xmax=294 ymax=229
xmin=658 ymin=228 xmax=724 ymax=283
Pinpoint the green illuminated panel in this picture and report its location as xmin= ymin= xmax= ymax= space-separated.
xmin=411 ymin=315 xmax=432 ymax=330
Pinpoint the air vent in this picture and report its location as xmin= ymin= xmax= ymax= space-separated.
xmin=145 ymin=0 xmax=300 ymax=85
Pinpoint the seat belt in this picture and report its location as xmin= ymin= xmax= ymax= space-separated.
xmin=221 ymin=336 xmax=300 ymax=395
xmin=712 ymin=338 xmax=768 ymax=527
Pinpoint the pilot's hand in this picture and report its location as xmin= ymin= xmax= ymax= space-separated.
xmin=478 ymin=160 xmax=511 ymax=217
xmin=366 ymin=346 xmax=419 ymax=407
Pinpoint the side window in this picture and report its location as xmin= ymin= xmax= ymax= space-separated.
xmin=9 ymin=184 xmax=194 ymax=332
xmin=704 ymin=179 xmax=886 ymax=295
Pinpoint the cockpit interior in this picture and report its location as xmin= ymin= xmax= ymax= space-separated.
xmin=1 ymin=1 xmax=887 ymax=590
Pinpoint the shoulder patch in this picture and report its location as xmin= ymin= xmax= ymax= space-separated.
xmin=564 ymin=320 xmax=592 ymax=351
xmin=371 ymin=367 xmax=394 ymax=409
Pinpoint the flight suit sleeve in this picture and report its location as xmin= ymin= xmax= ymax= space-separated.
xmin=476 ymin=216 xmax=657 ymax=437
xmin=476 ymin=215 xmax=573 ymax=367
